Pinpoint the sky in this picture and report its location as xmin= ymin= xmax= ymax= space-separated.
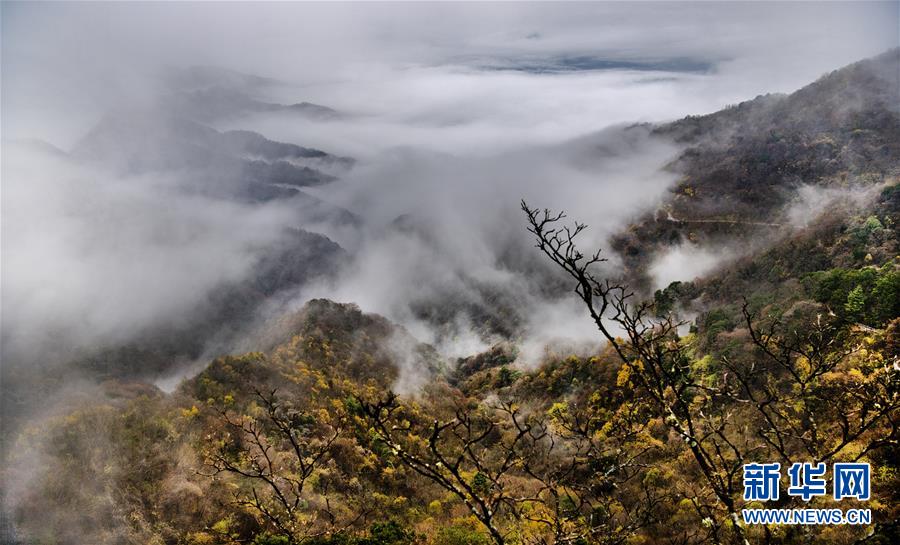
xmin=3 ymin=2 xmax=898 ymax=148
xmin=2 ymin=1 xmax=898 ymax=373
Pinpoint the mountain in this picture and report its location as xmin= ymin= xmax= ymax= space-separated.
xmin=161 ymin=65 xmax=283 ymax=93
xmin=72 ymin=113 xmax=352 ymax=201
xmin=612 ymin=49 xmax=900 ymax=288
xmin=1 ymin=71 xmax=361 ymax=434
xmin=4 ymin=53 xmax=899 ymax=545
xmin=157 ymin=66 xmax=341 ymax=123
xmin=162 ymin=86 xmax=342 ymax=123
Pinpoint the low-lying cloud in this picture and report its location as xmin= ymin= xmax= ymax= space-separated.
xmin=288 ymin=125 xmax=680 ymax=360
xmin=1 ymin=143 xmax=300 ymax=367
xmin=649 ymin=243 xmax=730 ymax=291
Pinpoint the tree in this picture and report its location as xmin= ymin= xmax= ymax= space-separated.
xmin=358 ymin=393 xmax=525 ymax=545
xmin=202 ymin=389 xmax=364 ymax=544
xmin=845 ymin=285 xmax=866 ymax=322
xmin=358 ymin=390 xmax=663 ymax=545
xmin=521 ymin=201 xmax=900 ymax=545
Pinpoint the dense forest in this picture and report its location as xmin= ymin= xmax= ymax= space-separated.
xmin=4 ymin=51 xmax=899 ymax=545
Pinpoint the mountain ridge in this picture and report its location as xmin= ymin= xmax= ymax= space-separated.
xmin=612 ymin=48 xmax=900 ymax=289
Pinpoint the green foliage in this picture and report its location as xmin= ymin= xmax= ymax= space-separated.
xmin=558 ymin=494 xmax=579 ymax=519
xmin=844 ymin=285 xmax=866 ymax=321
xmin=806 ymin=262 xmax=900 ymax=325
xmin=700 ymin=306 xmax=738 ymax=345
xmin=863 ymin=215 xmax=884 ymax=233
xmin=471 ymin=471 xmax=492 ymax=496
xmin=254 ymin=533 xmax=291 ymax=545
xmin=305 ymin=534 xmax=354 ymax=545
xmin=494 ymin=365 xmax=520 ymax=388
xmin=653 ymin=281 xmax=696 ymax=316
xmin=362 ymin=520 xmax=417 ymax=545
xmin=433 ymin=525 xmax=490 ymax=545
xmin=872 ymin=269 xmax=900 ymax=322
xmin=344 ymin=395 xmax=364 ymax=416
xmin=843 ymin=213 xmax=892 ymax=262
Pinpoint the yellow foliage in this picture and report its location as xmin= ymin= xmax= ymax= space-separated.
xmin=186 ymin=532 xmax=216 ymax=545
xmin=547 ymin=402 xmax=568 ymax=420
xmin=428 ymin=500 xmax=442 ymax=515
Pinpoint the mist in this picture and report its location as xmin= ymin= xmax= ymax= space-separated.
xmin=3 ymin=1 xmax=898 ymax=382
xmin=2 ymin=142 xmax=308 ymax=363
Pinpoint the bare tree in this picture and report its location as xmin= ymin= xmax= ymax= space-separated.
xmin=724 ymin=303 xmax=900 ymax=467
xmin=522 ymin=201 xmax=753 ymax=544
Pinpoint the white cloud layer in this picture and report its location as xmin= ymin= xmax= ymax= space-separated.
xmin=2 ymin=1 xmax=898 ymax=371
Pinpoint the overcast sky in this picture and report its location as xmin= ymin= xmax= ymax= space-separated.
xmin=3 ymin=2 xmax=898 ymax=148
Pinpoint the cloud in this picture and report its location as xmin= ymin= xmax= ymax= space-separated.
xmin=0 ymin=143 xmax=301 ymax=366
xmin=2 ymin=1 xmax=897 ymax=370
xmin=649 ymin=243 xmax=729 ymax=291
xmin=4 ymin=2 xmax=897 ymax=143
xmin=786 ymin=184 xmax=875 ymax=228
xmin=282 ymin=125 xmax=680 ymax=366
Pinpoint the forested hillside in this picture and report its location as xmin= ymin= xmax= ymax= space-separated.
xmin=4 ymin=52 xmax=899 ymax=545
xmin=614 ymin=49 xmax=900 ymax=290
